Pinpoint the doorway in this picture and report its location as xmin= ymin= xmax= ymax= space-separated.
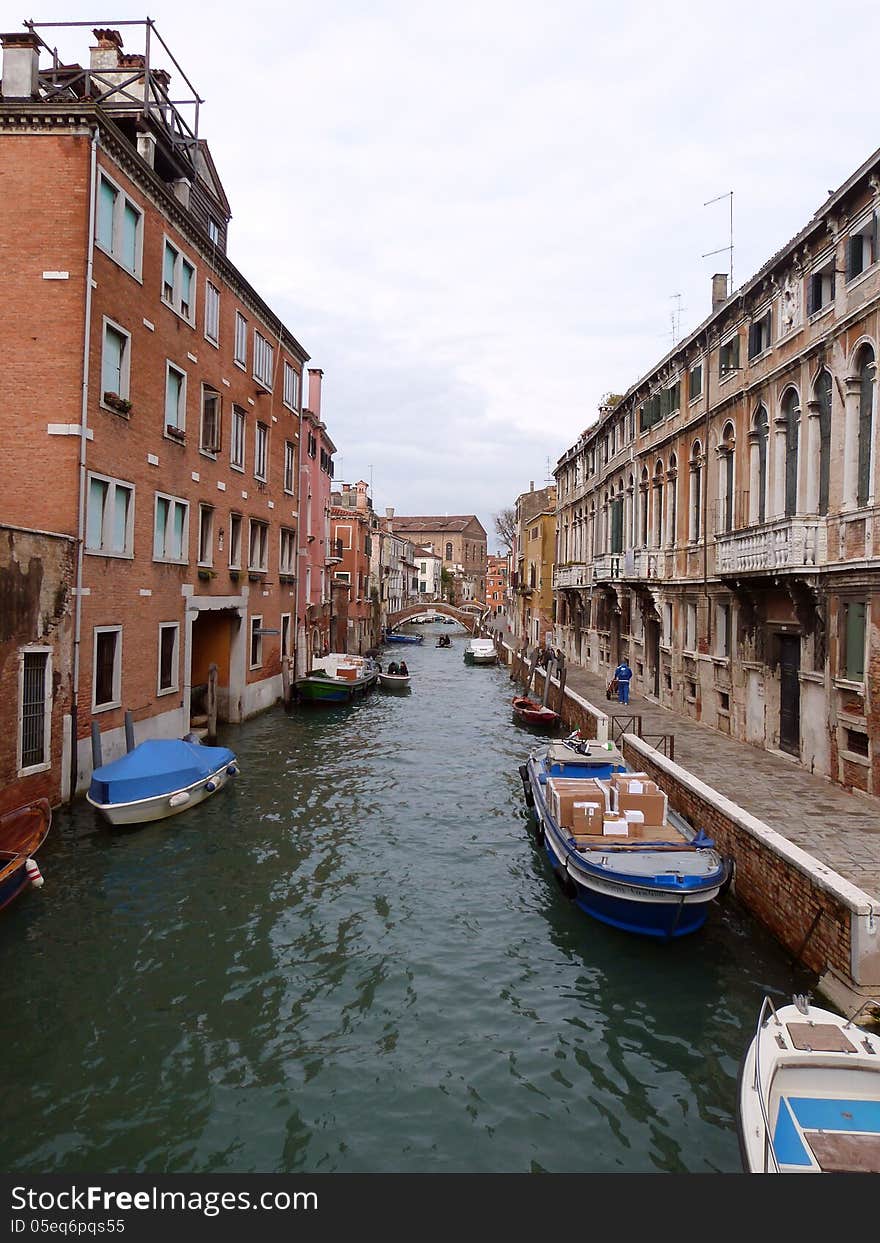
xmin=647 ymin=618 xmax=661 ymax=699
xmin=778 ymin=634 xmax=801 ymax=756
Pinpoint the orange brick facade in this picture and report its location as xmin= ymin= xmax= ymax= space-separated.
xmin=1 ymin=99 xmax=312 ymax=806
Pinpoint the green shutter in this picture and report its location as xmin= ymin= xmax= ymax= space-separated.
xmin=845 ymin=602 xmax=866 ymax=681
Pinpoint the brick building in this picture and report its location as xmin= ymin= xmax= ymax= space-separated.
xmin=330 ymin=481 xmax=377 ymax=653
xmin=390 ymin=516 xmax=487 ymax=603
xmin=554 ymin=145 xmax=880 ymax=795
xmin=298 ymin=369 xmax=337 ymax=667
xmin=486 ymin=554 xmax=508 ymax=617
xmin=0 ymin=24 xmax=324 ymax=808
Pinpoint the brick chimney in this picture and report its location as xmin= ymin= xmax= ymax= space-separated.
xmin=89 ymin=27 xmax=124 ymax=71
xmin=307 ymin=368 xmax=323 ymax=420
xmin=712 ymin=273 xmax=729 ymax=311
xmin=1 ymin=32 xmax=40 ymax=99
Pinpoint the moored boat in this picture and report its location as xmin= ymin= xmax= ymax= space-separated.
xmin=463 ymin=637 xmax=497 ymax=665
xmin=87 ymin=738 xmax=239 ymax=827
xmin=738 ymin=994 xmax=880 ymax=1173
xmin=0 ymin=799 xmax=51 ymax=911
xmin=295 ymin=653 xmax=379 ymax=703
xmin=519 ymin=736 xmax=731 ymax=938
xmin=385 ymin=632 xmax=424 ymax=645
xmin=512 ymin=695 xmax=559 ymax=728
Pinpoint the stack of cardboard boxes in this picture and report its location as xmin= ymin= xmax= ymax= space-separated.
xmin=546 ymin=772 xmax=669 ymax=844
xmin=337 ymin=665 xmax=359 ymax=681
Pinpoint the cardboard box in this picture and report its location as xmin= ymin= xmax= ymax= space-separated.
xmin=547 ymin=778 xmax=610 ymax=828
xmin=571 ymin=800 xmax=603 ymax=835
xmin=603 ymin=817 xmax=630 ymax=836
xmin=623 ymin=809 xmax=645 ymax=825
xmin=337 ymin=665 xmax=358 ymax=681
xmin=616 ymin=788 xmax=667 ymax=827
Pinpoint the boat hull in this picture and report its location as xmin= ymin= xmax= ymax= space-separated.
xmin=379 ymin=673 xmax=411 ymax=691
xmin=295 ymin=672 xmax=377 ymax=702
xmin=385 ymin=634 xmax=423 ymax=644
xmin=512 ymin=697 xmax=558 ymax=728
xmin=87 ymin=759 xmax=236 ymax=826
xmin=738 ymin=999 xmax=880 ymax=1173
xmin=524 ymin=752 xmax=728 ymax=939
xmin=0 ymin=799 xmax=51 ymax=911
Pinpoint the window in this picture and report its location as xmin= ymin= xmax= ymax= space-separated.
xmin=230 ymin=405 xmax=246 ymax=470
xmin=685 ymin=602 xmax=697 ymax=652
xmin=254 ymin=331 xmax=274 ymax=389
xmin=280 ymin=527 xmax=296 ymax=574
xmin=307 ymin=432 xmax=317 ymax=459
xmin=688 ymin=364 xmax=702 ymax=402
xmin=748 ymin=310 xmax=772 ymax=359
xmin=250 ymin=616 xmax=263 ymax=669
xmin=716 ymin=601 xmax=731 ymax=658
xmin=445 ymin=542 xmax=453 ymax=560
xmin=86 ymin=473 xmax=134 ymax=556
xmin=663 ymin=602 xmax=673 ymax=645
xmin=752 ymin=406 xmax=769 ymax=524
xmin=234 ymin=311 xmax=248 ymax=368
xmin=198 ymin=504 xmax=214 ymax=566
xmin=93 ymin=626 xmax=122 ymax=711
xmin=204 ymin=281 xmax=220 ymax=345
xmin=207 ymin=217 xmax=220 ymax=245
xmin=782 ymin=389 xmax=799 ymax=517
xmin=162 ymin=239 xmax=196 ymax=321
xmin=228 ymin=513 xmax=242 ymax=568
xmin=248 ymin=519 xmax=268 ymax=571
xmin=846 ymin=214 xmax=877 ymax=281
xmin=841 ymin=600 xmax=866 ymax=682
xmin=718 ymin=423 xmax=735 ymax=533
xmin=283 ymin=362 xmax=300 ymax=410
xmin=844 ymin=728 xmax=869 ymax=758
xmin=856 ymin=345 xmax=875 ymax=508
xmin=200 ymin=386 xmax=221 ymax=455
xmin=153 ymin=493 xmax=189 ymax=562
xmin=281 ymin=614 xmax=291 ymax=658
xmin=689 ymin=442 xmax=703 ymax=541
xmin=101 ymin=319 xmax=131 ymax=406
xmin=165 ymin=363 xmax=187 ymax=436
xmin=158 ymin=623 xmax=179 ymax=694
xmin=254 ymin=422 xmax=268 ymax=481
xmin=807 ymin=258 xmax=835 ymax=315
xmin=19 ymin=649 xmax=51 ymax=773
xmin=96 ymin=173 xmax=142 ymax=277
xmin=719 ymin=335 xmax=740 ymax=377
xmin=284 ymin=442 xmax=295 ymax=494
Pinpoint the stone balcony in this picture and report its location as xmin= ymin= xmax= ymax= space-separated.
xmin=553 ymin=563 xmax=593 ymax=589
xmin=715 ymin=516 xmax=828 ymax=576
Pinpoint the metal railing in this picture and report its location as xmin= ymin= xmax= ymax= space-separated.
xmin=610 ymin=715 xmax=675 ymax=760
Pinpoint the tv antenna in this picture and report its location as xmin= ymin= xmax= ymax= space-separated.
xmin=669 ymin=293 xmax=685 ymax=346
xmin=702 ymin=190 xmax=734 ymax=295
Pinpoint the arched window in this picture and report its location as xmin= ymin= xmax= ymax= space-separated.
xmin=782 ymin=388 xmax=799 ymax=517
xmin=689 ymin=441 xmax=703 ymax=541
xmin=814 ymin=369 xmax=832 ymax=515
xmin=857 ymin=345 xmax=875 ymax=507
xmin=752 ymin=406 xmax=769 ymax=524
xmin=653 ymin=460 xmax=664 ymax=548
xmin=640 ymin=467 xmax=649 ymax=546
xmin=445 ymin=541 xmax=453 ymax=561
xmin=610 ymin=481 xmax=624 ymax=554
xmin=667 ymin=454 xmax=678 ymax=547
xmin=719 ymin=422 xmax=735 ymax=533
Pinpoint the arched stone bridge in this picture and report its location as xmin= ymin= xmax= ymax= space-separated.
xmin=387 ymin=602 xmax=488 ymax=634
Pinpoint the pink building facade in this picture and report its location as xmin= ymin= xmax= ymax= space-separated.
xmin=296 ymin=368 xmax=337 ymax=671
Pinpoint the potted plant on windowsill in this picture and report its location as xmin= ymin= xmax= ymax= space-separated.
xmin=197 ymin=567 xmax=216 ymax=581
xmin=103 ymin=391 xmax=132 ymax=415
xmin=248 ymin=571 xmax=264 ymax=583
xmin=228 ymin=569 xmax=240 ymax=582
xmin=165 ymin=423 xmax=186 ymax=441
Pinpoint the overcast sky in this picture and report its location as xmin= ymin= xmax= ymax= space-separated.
xmin=27 ymin=1 xmax=880 ymax=547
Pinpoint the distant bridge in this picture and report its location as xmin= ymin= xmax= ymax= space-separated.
xmin=387 ymin=602 xmax=488 ymax=634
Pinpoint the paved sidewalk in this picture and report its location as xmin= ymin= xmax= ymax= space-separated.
xmin=493 ymin=627 xmax=880 ymax=902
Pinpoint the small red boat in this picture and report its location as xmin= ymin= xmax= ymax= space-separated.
xmin=0 ymin=799 xmax=51 ymax=912
xmin=512 ymin=695 xmax=559 ymax=728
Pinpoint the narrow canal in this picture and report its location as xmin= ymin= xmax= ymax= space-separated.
xmin=2 ymin=625 xmax=809 ymax=1174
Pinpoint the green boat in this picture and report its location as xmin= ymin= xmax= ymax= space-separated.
xmin=295 ymin=654 xmax=379 ymax=703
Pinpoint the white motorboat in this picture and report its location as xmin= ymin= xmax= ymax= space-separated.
xmin=738 ymin=994 xmax=880 ymax=1173
xmin=379 ymin=671 xmax=411 ymax=691
xmin=463 ymin=637 xmax=497 ymax=665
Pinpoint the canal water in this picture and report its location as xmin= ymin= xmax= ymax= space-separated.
xmin=2 ymin=625 xmax=810 ymax=1174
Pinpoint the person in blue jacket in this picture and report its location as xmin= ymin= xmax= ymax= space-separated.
xmin=614 ymin=658 xmax=633 ymax=704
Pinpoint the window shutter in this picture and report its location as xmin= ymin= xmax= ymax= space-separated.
xmin=829 ymin=268 xmax=836 ymax=301
xmin=748 ymin=323 xmax=757 ymax=358
xmin=848 ymin=235 xmax=861 ymax=280
xmin=873 ymin=213 xmax=878 ymax=265
xmin=806 ymin=276 xmax=817 ymax=317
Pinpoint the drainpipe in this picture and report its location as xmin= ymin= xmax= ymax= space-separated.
xmin=703 ymin=334 xmax=712 ymax=647
xmin=69 ymin=124 xmax=100 ymax=803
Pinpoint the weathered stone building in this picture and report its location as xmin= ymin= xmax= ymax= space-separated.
xmin=555 ymin=147 xmax=880 ymax=795
xmin=390 ymin=516 xmax=487 ymax=603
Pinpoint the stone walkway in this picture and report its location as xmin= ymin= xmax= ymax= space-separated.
xmin=494 ymin=628 xmax=880 ymax=902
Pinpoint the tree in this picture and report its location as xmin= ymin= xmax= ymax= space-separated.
xmin=494 ymin=507 xmax=516 ymax=552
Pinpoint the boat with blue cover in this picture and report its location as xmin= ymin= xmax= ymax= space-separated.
xmin=87 ymin=738 xmax=239 ymax=826
xmin=385 ymin=632 xmax=423 ymax=645
xmin=738 ymin=994 xmax=880 ymax=1173
xmin=519 ymin=735 xmax=731 ymax=939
